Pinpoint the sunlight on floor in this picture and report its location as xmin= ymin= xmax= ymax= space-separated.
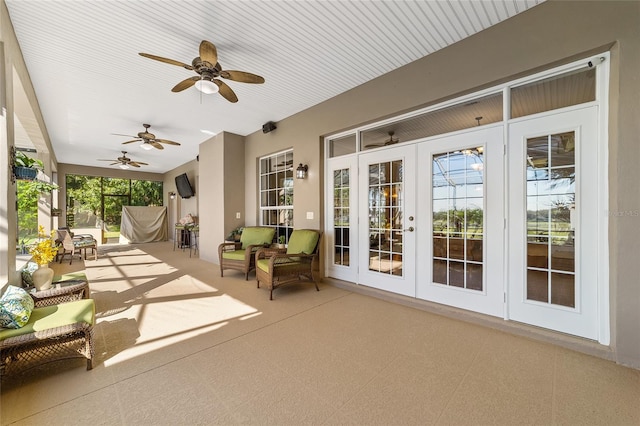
xmin=92 ymin=250 xmax=261 ymax=366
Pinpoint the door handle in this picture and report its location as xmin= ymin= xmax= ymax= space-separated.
xmin=403 ymin=226 xmax=414 ymax=232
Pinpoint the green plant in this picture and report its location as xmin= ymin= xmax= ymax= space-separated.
xmin=28 ymin=225 xmax=59 ymax=265
xmin=15 ymin=152 xmax=44 ymax=169
xmin=278 ymin=235 xmax=286 ymax=245
xmin=20 ymin=180 xmax=59 ymax=197
xmin=226 ymin=226 xmax=244 ymax=241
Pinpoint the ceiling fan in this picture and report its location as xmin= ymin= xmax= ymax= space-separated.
xmin=139 ymin=40 xmax=265 ymax=103
xmin=113 ymin=124 xmax=181 ymax=151
xmin=365 ymin=131 xmax=399 ymax=148
xmin=98 ymin=151 xmax=148 ymax=169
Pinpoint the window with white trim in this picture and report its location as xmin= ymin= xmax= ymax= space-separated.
xmin=259 ymin=149 xmax=293 ymax=243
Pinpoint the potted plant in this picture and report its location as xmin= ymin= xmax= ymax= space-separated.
xmin=28 ymin=225 xmax=59 ymax=291
xmin=14 ymin=151 xmax=43 ymax=180
xmin=226 ymin=226 xmax=244 ymax=242
xmin=277 ymin=235 xmax=286 ymax=249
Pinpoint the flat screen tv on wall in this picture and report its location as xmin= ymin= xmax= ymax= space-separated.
xmin=175 ymin=173 xmax=194 ymax=199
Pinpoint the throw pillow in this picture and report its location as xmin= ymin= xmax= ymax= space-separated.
xmin=0 ymin=285 xmax=35 ymax=329
xmin=21 ymin=261 xmax=39 ymax=287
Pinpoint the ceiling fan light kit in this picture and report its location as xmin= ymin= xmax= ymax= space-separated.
xmin=139 ymin=39 xmax=264 ymax=103
xmin=98 ymin=151 xmax=149 ymax=169
xmin=195 ymin=78 xmax=219 ymax=94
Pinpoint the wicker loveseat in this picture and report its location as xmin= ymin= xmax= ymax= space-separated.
xmin=255 ymin=229 xmax=321 ymax=300
xmin=0 ymin=298 xmax=95 ymax=376
xmin=218 ymin=227 xmax=276 ymax=280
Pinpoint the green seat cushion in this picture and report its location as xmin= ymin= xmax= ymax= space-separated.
xmin=240 ymin=227 xmax=275 ymax=249
xmin=222 ymin=250 xmax=247 ymax=261
xmin=0 ymin=299 xmax=95 ymax=341
xmin=256 ymin=258 xmax=300 ymax=273
xmin=286 ymin=230 xmax=319 ymax=255
xmin=53 ymin=271 xmax=88 ymax=283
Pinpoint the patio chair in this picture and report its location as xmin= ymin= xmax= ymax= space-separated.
xmin=57 ymin=229 xmax=82 ymax=265
xmin=218 ymin=226 xmax=276 ymax=279
xmin=255 ymin=229 xmax=321 ymax=300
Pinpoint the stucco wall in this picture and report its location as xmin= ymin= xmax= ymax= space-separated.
xmin=163 ymin=159 xmax=199 ymax=241
xmin=242 ymin=0 xmax=640 ymax=368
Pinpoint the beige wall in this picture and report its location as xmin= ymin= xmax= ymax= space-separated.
xmin=197 ymin=131 xmax=245 ymax=264
xmin=241 ymin=1 xmax=640 ymax=368
xmin=222 ymin=132 xmax=245 ymax=236
xmin=163 ymin=159 xmax=198 ymax=241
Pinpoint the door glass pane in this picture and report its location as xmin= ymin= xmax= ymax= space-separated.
xmin=432 ymin=148 xmax=484 ymax=291
xmin=525 ymin=132 xmax=576 ymax=307
xmin=368 ymin=160 xmax=403 ymax=275
xmin=333 ymin=168 xmax=350 ymax=266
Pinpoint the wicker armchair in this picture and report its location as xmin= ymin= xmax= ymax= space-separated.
xmin=218 ymin=227 xmax=276 ymax=280
xmin=255 ymin=229 xmax=321 ymax=300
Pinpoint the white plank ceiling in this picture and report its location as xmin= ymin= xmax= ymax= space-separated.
xmin=5 ymin=0 xmax=544 ymax=173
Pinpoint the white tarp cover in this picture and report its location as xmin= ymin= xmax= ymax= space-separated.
xmin=119 ymin=206 xmax=168 ymax=243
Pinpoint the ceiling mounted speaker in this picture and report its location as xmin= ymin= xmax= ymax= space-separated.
xmin=262 ymin=121 xmax=277 ymax=133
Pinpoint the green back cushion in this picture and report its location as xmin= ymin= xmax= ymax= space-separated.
xmin=0 ymin=285 xmax=34 ymax=329
xmin=0 ymin=299 xmax=95 ymax=341
xmin=287 ymin=230 xmax=319 ymax=254
xmin=240 ymin=227 xmax=275 ymax=249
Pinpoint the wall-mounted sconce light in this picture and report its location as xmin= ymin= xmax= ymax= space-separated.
xmin=169 ymin=192 xmax=176 ymax=200
xmin=296 ymin=163 xmax=308 ymax=179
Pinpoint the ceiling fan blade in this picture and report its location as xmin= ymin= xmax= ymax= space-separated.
xmin=150 ymin=141 xmax=164 ymax=150
xmin=156 ymin=138 xmax=181 ymax=146
xmin=199 ymin=40 xmax=218 ymax=65
xmin=172 ymin=76 xmax=199 ymax=92
xmin=128 ymin=162 xmax=142 ymax=168
xmin=220 ymin=70 xmax=265 ymax=84
xmin=121 ymin=139 xmax=142 ymax=145
xmin=139 ymin=53 xmax=193 ymax=70
xmin=214 ymin=79 xmax=238 ymax=103
xmin=111 ymin=133 xmax=137 ymax=138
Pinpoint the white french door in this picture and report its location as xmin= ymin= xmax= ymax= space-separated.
xmin=507 ymin=107 xmax=601 ymax=340
xmin=326 ymin=156 xmax=358 ymax=282
xmin=416 ymin=126 xmax=505 ymax=317
xmin=358 ymin=145 xmax=416 ymax=296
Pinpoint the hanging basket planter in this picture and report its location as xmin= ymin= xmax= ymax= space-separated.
xmin=14 ymin=166 xmax=38 ymax=181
